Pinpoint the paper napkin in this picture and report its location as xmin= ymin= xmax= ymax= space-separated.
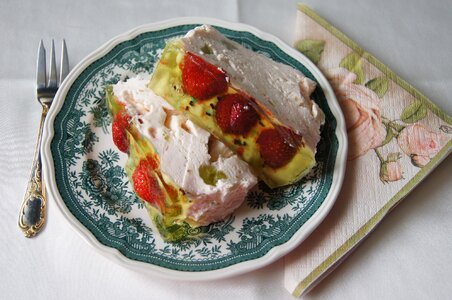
xmin=284 ymin=4 xmax=452 ymax=297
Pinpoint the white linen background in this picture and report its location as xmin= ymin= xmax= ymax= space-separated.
xmin=0 ymin=0 xmax=451 ymax=299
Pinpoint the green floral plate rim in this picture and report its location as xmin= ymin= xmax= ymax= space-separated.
xmin=42 ymin=18 xmax=347 ymax=280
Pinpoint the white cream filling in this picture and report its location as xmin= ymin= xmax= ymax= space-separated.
xmin=112 ymin=76 xmax=257 ymax=224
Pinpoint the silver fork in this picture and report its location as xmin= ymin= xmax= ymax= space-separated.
xmin=18 ymin=40 xmax=69 ymax=238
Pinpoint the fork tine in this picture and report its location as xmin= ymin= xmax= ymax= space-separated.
xmin=48 ymin=39 xmax=57 ymax=88
xmin=59 ymin=40 xmax=69 ymax=86
xmin=36 ymin=40 xmax=46 ymax=90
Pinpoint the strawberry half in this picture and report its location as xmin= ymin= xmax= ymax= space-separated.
xmin=112 ymin=109 xmax=131 ymax=153
xmin=132 ymin=159 xmax=165 ymax=210
xmin=215 ymin=93 xmax=259 ymax=135
xmin=256 ymin=126 xmax=302 ymax=168
xmin=181 ymin=52 xmax=228 ymax=100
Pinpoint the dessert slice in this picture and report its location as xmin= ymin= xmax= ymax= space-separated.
xmin=149 ymin=25 xmax=325 ymax=188
xmin=106 ymin=77 xmax=257 ymax=241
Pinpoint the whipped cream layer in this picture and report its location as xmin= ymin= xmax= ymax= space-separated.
xmin=113 ymin=77 xmax=257 ymax=225
xmin=182 ymin=25 xmax=325 ymax=150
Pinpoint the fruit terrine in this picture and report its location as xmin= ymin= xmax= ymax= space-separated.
xmin=149 ymin=25 xmax=325 ymax=188
xmin=106 ymin=77 xmax=257 ymax=241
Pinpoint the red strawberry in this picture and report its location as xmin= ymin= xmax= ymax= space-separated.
xmin=256 ymin=126 xmax=302 ymax=168
xmin=181 ymin=52 xmax=228 ymax=100
xmin=146 ymin=155 xmax=160 ymax=170
xmin=112 ymin=110 xmax=131 ymax=153
xmin=215 ymin=93 xmax=259 ymax=135
xmin=132 ymin=160 xmax=165 ymax=210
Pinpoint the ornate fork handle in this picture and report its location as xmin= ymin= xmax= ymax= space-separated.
xmin=19 ymin=40 xmax=68 ymax=237
xmin=18 ymin=103 xmax=49 ymax=237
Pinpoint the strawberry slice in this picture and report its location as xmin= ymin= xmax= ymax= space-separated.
xmin=132 ymin=159 xmax=165 ymax=210
xmin=181 ymin=52 xmax=228 ymax=100
xmin=256 ymin=126 xmax=302 ymax=168
xmin=112 ymin=109 xmax=131 ymax=153
xmin=215 ymin=93 xmax=259 ymax=135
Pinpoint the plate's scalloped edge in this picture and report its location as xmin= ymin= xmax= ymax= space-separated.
xmin=41 ymin=17 xmax=348 ymax=281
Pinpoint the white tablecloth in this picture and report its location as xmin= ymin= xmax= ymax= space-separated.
xmin=1 ymin=0 xmax=451 ymax=299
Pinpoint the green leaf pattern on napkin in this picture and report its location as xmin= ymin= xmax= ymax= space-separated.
xmin=380 ymin=123 xmax=394 ymax=147
xmin=339 ymin=52 xmax=365 ymax=84
xmin=365 ymin=76 xmax=388 ymax=98
xmin=400 ymin=99 xmax=428 ymax=123
xmin=294 ymin=39 xmax=325 ymax=64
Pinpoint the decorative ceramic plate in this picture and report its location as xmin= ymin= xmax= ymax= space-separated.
xmin=42 ymin=18 xmax=347 ymax=280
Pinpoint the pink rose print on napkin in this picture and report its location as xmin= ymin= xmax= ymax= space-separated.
xmin=380 ymin=160 xmax=403 ymax=182
xmin=325 ymin=67 xmax=386 ymax=160
xmin=379 ymin=153 xmax=403 ymax=183
xmin=294 ymin=44 xmax=451 ymax=184
xmin=397 ymin=124 xmax=446 ymax=167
